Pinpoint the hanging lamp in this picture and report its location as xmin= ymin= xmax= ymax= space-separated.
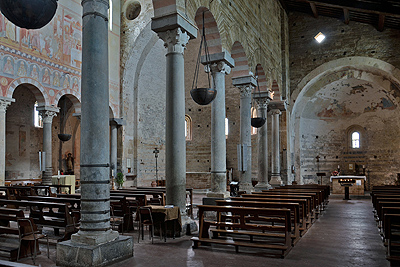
xmin=251 ymin=66 xmax=266 ymax=128
xmin=58 ymin=96 xmax=71 ymax=142
xmin=190 ymin=11 xmax=217 ymax=105
xmin=0 ymin=0 xmax=58 ymax=29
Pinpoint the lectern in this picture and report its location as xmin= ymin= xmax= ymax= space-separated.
xmin=339 ymin=178 xmax=355 ymax=200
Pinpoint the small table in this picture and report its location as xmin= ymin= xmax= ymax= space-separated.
xmin=147 ymin=205 xmax=181 ymax=239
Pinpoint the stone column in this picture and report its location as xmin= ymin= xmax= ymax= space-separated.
xmin=233 ymin=75 xmax=257 ymax=193
xmin=37 ymin=106 xmax=58 ymax=185
xmin=201 ymin=52 xmax=234 ymax=198
xmin=152 ymin=14 xmax=197 ymax=233
xmin=253 ymin=93 xmax=272 ymax=191
xmin=57 ymin=0 xmax=133 ymax=266
xmin=270 ymin=108 xmax=283 ymax=186
xmin=110 ymin=120 xmax=117 ymax=177
xmin=0 ymin=97 xmax=14 ymax=186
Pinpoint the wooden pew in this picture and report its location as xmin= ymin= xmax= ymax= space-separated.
xmin=0 ymin=208 xmax=25 ymax=261
xmin=231 ymin=196 xmax=309 ymax=235
xmin=0 ymin=199 xmax=77 ymax=241
xmin=384 ymin=213 xmax=400 ymax=265
xmin=215 ymin=199 xmax=300 ymax=245
xmin=191 ymin=205 xmax=292 ymax=258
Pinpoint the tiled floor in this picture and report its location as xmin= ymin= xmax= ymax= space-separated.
xmin=14 ymin=194 xmax=388 ymax=267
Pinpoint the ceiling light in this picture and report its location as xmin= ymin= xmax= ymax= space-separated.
xmin=314 ymin=32 xmax=325 ymax=43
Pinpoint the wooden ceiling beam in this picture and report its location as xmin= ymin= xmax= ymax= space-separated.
xmin=286 ymin=0 xmax=400 ymax=18
xmin=378 ymin=14 xmax=386 ymax=31
xmin=310 ymin=3 xmax=318 ymax=18
xmin=343 ymin=8 xmax=350 ymax=24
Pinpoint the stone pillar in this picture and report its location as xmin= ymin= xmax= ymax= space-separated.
xmin=253 ymin=94 xmax=272 ymax=191
xmin=152 ymin=13 xmax=197 ymax=233
xmin=201 ymin=52 xmax=234 ymax=198
xmin=37 ymin=106 xmax=58 ymax=185
xmin=0 ymin=97 xmax=14 ymax=186
xmin=110 ymin=120 xmax=117 ymax=177
xmin=57 ymin=0 xmax=133 ymax=266
xmin=270 ymin=109 xmax=283 ymax=187
xmin=233 ymin=75 xmax=257 ymax=193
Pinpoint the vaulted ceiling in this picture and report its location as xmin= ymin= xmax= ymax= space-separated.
xmin=280 ymin=0 xmax=400 ymax=31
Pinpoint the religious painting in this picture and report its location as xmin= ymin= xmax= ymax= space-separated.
xmin=63 ymin=75 xmax=70 ymax=89
xmin=53 ymin=71 xmax=61 ymax=87
xmin=30 ymin=64 xmax=39 ymax=81
xmin=72 ymin=77 xmax=79 ymax=90
xmin=349 ymin=163 xmax=354 ymax=170
xmin=42 ymin=68 xmax=51 ymax=84
xmin=16 ymin=60 xmax=27 ymax=77
xmin=3 ymin=56 xmax=14 ymax=75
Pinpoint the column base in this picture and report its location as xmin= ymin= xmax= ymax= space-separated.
xmin=71 ymin=230 xmax=119 ymax=246
xmin=42 ymin=170 xmax=53 ymax=185
xmin=181 ymin=214 xmax=198 ymax=235
xmin=239 ymin=182 xmax=254 ymax=194
xmin=270 ymin=176 xmax=283 ymax=188
xmin=206 ymin=191 xmax=230 ymax=198
xmin=56 ymin=235 xmax=133 ymax=267
xmin=254 ymin=182 xmax=272 ymax=192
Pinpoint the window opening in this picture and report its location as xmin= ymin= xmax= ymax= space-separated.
xmin=185 ymin=115 xmax=192 ymax=141
xmin=34 ymin=101 xmax=43 ymax=128
xmin=351 ymin=131 xmax=360 ymax=148
xmin=225 ymin=118 xmax=229 ymax=138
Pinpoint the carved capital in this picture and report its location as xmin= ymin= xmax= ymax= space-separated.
xmin=205 ymin=61 xmax=231 ymax=75
xmin=39 ymin=110 xmax=58 ymax=124
xmin=256 ymin=101 xmax=269 ymax=111
xmin=270 ymin=109 xmax=281 ymax=116
xmin=237 ymin=84 xmax=254 ymax=98
xmin=0 ymin=98 xmax=14 ymax=113
xmin=158 ymin=28 xmax=190 ymax=55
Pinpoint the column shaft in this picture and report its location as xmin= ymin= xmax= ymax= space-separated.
xmin=255 ymin=102 xmax=271 ymax=190
xmin=270 ymin=109 xmax=282 ymax=186
xmin=0 ymin=98 xmax=14 ymax=186
xmin=239 ymin=87 xmax=252 ymax=190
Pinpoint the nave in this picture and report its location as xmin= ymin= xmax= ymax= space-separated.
xmin=15 ymin=194 xmax=387 ymax=267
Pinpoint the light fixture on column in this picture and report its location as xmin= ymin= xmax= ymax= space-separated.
xmin=190 ymin=11 xmax=216 ymax=105
xmin=314 ymin=32 xmax=325 ymax=43
xmin=0 ymin=0 xmax=58 ymax=29
xmin=251 ymin=66 xmax=266 ymax=128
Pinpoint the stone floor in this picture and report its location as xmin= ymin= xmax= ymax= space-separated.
xmin=13 ymin=194 xmax=389 ymax=267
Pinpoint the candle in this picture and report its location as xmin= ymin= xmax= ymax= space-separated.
xmin=338 ymin=165 xmax=340 ymax=169
xmin=58 ymin=170 xmax=60 ymax=176
xmin=112 ymin=169 xmax=114 ymax=177
xmin=363 ymin=165 xmax=365 ymax=169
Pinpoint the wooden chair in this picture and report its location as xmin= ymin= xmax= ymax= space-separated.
xmin=110 ymin=205 xmax=125 ymax=235
xmin=149 ymin=198 xmax=162 ymax=206
xmin=138 ymin=207 xmax=163 ymax=243
xmin=17 ymin=218 xmax=49 ymax=265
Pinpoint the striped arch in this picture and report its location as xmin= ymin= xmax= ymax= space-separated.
xmin=195 ymin=7 xmax=222 ymax=55
xmin=6 ymin=77 xmax=48 ymax=106
xmin=55 ymin=89 xmax=82 ymax=114
xmin=271 ymin=80 xmax=280 ymax=101
xmin=255 ymin=64 xmax=268 ymax=92
xmin=231 ymin=42 xmax=250 ymax=78
xmin=109 ymin=105 xmax=116 ymax=119
xmin=152 ymin=0 xmax=177 ymax=17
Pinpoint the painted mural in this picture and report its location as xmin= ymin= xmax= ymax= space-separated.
xmin=0 ymin=3 xmax=82 ymax=104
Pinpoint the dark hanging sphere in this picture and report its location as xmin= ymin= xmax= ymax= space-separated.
xmin=251 ymin=117 xmax=266 ymax=128
xmin=58 ymin=134 xmax=71 ymax=142
xmin=0 ymin=0 xmax=58 ymax=29
xmin=190 ymin=87 xmax=217 ymax=105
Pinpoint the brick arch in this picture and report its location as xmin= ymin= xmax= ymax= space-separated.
xmin=55 ymin=89 xmax=81 ymax=114
xmin=271 ymin=80 xmax=280 ymax=101
xmin=231 ymin=41 xmax=249 ymax=78
xmin=194 ymin=7 xmax=222 ymax=55
xmin=6 ymin=78 xmax=48 ymax=106
xmin=255 ymin=64 xmax=267 ymax=91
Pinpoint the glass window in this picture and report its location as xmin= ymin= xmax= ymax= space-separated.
xmin=34 ymin=102 xmax=43 ymax=128
xmin=351 ymin=131 xmax=360 ymax=148
xmin=185 ymin=115 xmax=192 ymax=141
xmin=225 ymin=118 xmax=229 ymax=138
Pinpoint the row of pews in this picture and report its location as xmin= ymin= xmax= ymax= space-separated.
xmin=371 ymin=185 xmax=400 ymax=266
xmin=191 ymin=184 xmax=330 ymax=258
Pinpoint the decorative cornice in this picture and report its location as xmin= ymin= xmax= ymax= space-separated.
xmin=158 ymin=28 xmax=190 ymax=55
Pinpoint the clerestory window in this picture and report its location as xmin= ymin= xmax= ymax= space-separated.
xmin=351 ymin=131 xmax=360 ymax=149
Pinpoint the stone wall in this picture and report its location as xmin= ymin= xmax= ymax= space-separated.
xmin=288 ymin=13 xmax=400 ymax=187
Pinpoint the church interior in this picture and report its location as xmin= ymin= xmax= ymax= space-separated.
xmin=0 ymin=0 xmax=400 ymax=266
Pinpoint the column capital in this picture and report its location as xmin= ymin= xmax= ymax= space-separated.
xmin=201 ymin=52 xmax=235 ymax=75
xmin=232 ymin=74 xmax=257 ymax=98
xmin=0 ymin=96 xmax=15 ymax=113
xmin=269 ymin=108 xmax=282 ymax=116
xmin=158 ymin=28 xmax=190 ymax=55
xmin=237 ymin=84 xmax=254 ymax=98
xmin=256 ymin=101 xmax=269 ymax=110
xmin=37 ymin=106 xmax=59 ymax=123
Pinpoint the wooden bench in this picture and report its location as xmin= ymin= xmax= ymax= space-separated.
xmin=384 ymin=213 xmax=400 ymax=265
xmin=0 ymin=199 xmax=77 ymax=241
xmin=231 ymin=196 xmax=309 ymax=235
xmin=215 ymin=200 xmax=300 ymax=245
xmin=0 ymin=208 xmax=25 ymax=261
xmin=191 ymin=205 xmax=292 ymax=258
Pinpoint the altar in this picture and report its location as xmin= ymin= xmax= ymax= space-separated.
xmin=331 ymin=176 xmax=366 ymax=195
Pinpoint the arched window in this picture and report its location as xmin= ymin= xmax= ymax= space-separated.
xmin=225 ymin=118 xmax=229 ymax=138
xmin=185 ymin=115 xmax=192 ymax=141
xmin=34 ymin=101 xmax=43 ymax=128
xmin=351 ymin=132 xmax=360 ymax=149
xmin=251 ymin=107 xmax=257 ymax=135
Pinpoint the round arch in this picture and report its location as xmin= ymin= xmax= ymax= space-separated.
xmin=194 ymin=7 xmax=222 ymax=54
xmin=6 ymin=78 xmax=48 ymax=106
xmin=231 ymin=41 xmax=249 ymax=78
xmin=55 ymin=89 xmax=82 ymax=114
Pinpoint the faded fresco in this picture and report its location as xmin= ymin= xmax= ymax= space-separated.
xmin=0 ymin=3 xmax=82 ymax=104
